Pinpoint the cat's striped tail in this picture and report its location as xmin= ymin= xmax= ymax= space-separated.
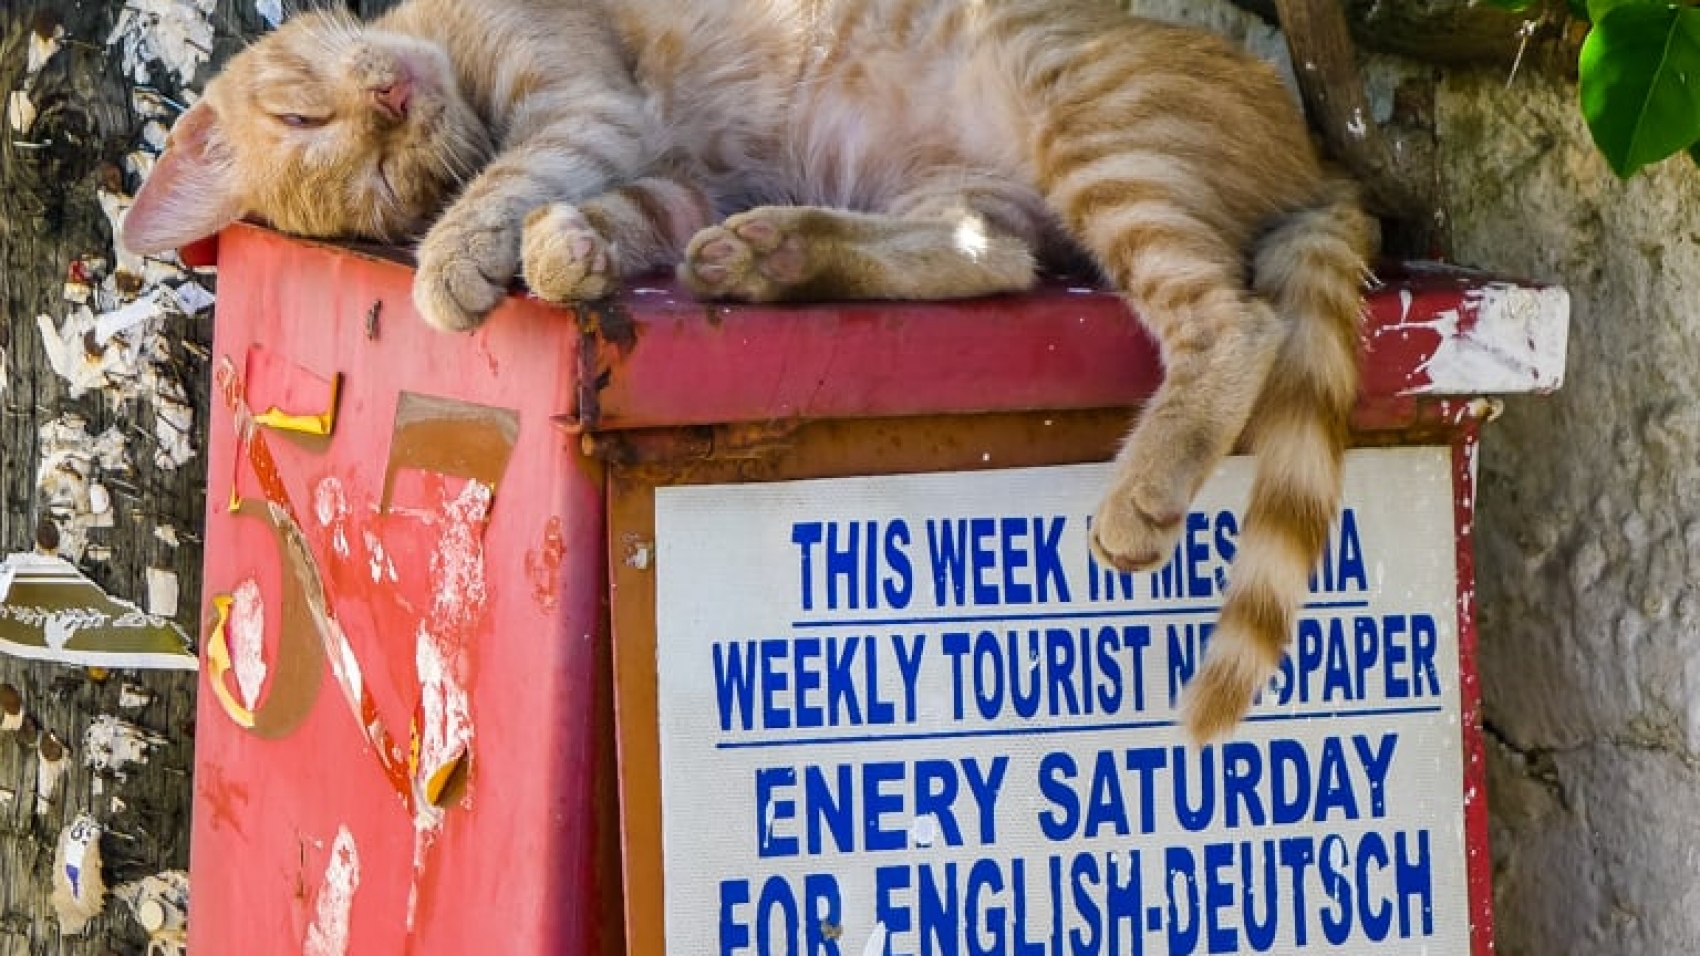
xmin=1181 ymin=182 xmax=1372 ymax=743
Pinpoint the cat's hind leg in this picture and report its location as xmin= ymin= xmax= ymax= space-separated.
xmin=1086 ymin=242 xmax=1288 ymax=574
xmin=522 ymin=176 xmax=715 ymax=302
xmin=680 ymin=177 xmax=1046 ymax=302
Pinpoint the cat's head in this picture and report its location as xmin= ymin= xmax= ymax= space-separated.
xmin=123 ymin=10 xmax=492 ymax=254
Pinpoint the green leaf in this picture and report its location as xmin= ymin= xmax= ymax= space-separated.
xmin=1691 ymin=140 xmax=1700 ymax=168
xmin=1586 ymin=0 xmax=1644 ymax=23
xmin=1579 ymin=4 xmax=1700 ymax=177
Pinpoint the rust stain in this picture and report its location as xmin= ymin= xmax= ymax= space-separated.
xmin=524 ymin=516 xmax=565 ymax=613
xmin=577 ymin=300 xmax=638 ymax=354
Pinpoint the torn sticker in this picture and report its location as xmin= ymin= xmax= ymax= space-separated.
xmin=35 ymin=287 xmax=199 ymax=470
xmin=119 ymin=683 xmax=155 ymax=709
xmin=0 ymin=552 xmax=196 ymax=670
xmin=8 ymin=89 xmax=37 ymax=135
xmin=226 ymin=579 xmax=267 ymax=710
xmin=36 ymin=414 xmax=129 ymax=562
xmin=52 ymin=814 xmax=107 ymax=935
xmin=145 ymin=567 xmax=179 ymax=619
xmin=106 ymin=0 xmax=216 ymax=86
xmin=116 ymin=869 xmax=190 ymax=938
xmin=28 ymin=21 xmax=65 ymax=75
xmin=83 ymin=714 xmax=169 ymax=777
xmin=255 ymin=0 xmax=283 ymax=28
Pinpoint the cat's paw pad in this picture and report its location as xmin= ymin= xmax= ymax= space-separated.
xmin=414 ymin=221 xmax=519 ymax=331
xmin=681 ymin=209 xmax=812 ymax=301
xmin=1089 ymin=476 xmax=1190 ymax=573
xmin=522 ymin=204 xmax=616 ymax=302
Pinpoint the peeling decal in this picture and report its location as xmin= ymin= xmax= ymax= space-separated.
xmin=412 ymin=623 xmax=471 ymax=810
xmin=859 ymin=921 xmax=889 ymax=956
xmin=0 ymin=552 xmax=196 ymax=670
xmin=429 ymin=482 xmax=492 ymax=632
xmin=362 ymin=530 xmax=398 ymax=585
xmin=303 ymin=826 xmax=360 ymax=956
xmin=909 ymin=812 xmax=940 ymax=848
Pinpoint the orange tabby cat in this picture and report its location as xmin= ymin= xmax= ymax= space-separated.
xmin=123 ymin=0 xmax=1372 ymax=741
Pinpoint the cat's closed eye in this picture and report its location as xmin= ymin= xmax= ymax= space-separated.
xmin=276 ymin=113 xmax=329 ymax=129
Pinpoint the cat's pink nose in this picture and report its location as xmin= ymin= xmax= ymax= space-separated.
xmin=372 ymin=77 xmax=413 ymax=120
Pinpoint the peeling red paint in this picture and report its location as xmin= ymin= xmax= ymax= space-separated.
xmin=194 ymin=225 xmax=609 ymax=956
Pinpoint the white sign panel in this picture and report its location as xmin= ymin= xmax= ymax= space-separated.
xmin=653 ymin=446 xmax=1468 ymax=956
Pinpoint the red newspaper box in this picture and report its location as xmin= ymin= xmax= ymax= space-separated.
xmin=191 ymin=222 xmax=1566 ymax=956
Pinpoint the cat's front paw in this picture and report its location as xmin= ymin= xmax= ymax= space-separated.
xmin=413 ymin=219 xmax=520 ymax=331
xmin=1089 ymin=470 xmax=1192 ymax=573
xmin=522 ymin=203 xmax=616 ymax=302
xmin=681 ymin=208 xmax=814 ymax=302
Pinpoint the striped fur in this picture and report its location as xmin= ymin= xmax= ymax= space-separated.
xmin=123 ymin=0 xmax=1373 ymax=741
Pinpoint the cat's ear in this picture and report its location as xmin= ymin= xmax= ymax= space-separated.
xmin=122 ymin=100 xmax=247 ymax=254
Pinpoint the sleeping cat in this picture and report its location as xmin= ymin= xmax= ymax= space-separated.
xmin=122 ymin=0 xmax=1372 ymax=742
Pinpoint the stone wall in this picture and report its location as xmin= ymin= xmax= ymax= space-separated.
xmin=1442 ymin=69 xmax=1700 ymax=955
xmin=1134 ymin=2 xmax=1700 ymax=951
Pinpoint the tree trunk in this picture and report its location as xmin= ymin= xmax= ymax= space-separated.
xmin=0 ymin=3 xmax=274 ymax=952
